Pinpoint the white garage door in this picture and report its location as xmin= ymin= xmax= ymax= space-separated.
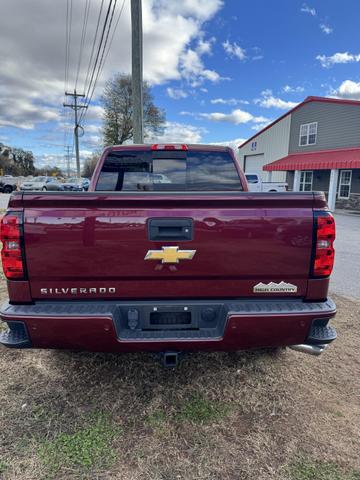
xmin=244 ymin=154 xmax=286 ymax=182
xmin=244 ymin=154 xmax=266 ymax=181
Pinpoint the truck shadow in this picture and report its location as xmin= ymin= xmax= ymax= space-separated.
xmin=39 ymin=348 xmax=287 ymax=416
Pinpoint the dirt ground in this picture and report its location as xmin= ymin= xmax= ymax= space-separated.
xmin=0 ymin=273 xmax=359 ymax=479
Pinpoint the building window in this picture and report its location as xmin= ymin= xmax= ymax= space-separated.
xmin=299 ymin=122 xmax=317 ymax=146
xmin=251 ymin=141 xmax=257 ymax=151
xmin=338 ymin=170 xmax=352 ymax=199
xmin=299 ymin=171 xmax=313 ymax=191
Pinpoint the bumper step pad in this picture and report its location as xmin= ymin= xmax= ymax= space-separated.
xmin=0 ymin=298 xmax=336 ymax=346
xmin=0 ymin=321 xmax=31 ymax=348
xmin=307 ymin=324 xmax=337 ymax=344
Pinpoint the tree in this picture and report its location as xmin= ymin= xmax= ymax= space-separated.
xmin=102 ymin=74 xmax=165 ymax=146
xmin=0 ymin=145 xmax=35 ymax=176
xmin=12 ymin=149 xmax=36 ymax=176
xmin=82 ymin=152 xmax=100 ymax=178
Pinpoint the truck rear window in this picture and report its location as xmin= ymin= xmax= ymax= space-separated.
xmin=95 ymin=150 xmax=242 ymax=191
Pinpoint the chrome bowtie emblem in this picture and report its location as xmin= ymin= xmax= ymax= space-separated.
xmin=253 ymin=281 xmax=298 ymax=293
xmin=145 ymin=246 xmax=196 ymax=264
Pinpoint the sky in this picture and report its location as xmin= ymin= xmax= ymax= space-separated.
xmin=1 ymin=0 xmax=360 ymax=170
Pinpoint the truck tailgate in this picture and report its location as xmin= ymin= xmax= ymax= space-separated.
xmin=20 ymin=192 xmax=319 ymax=300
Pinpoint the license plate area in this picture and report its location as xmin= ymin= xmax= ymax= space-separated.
xmin=115 ymin=301 xmax=227 ymax=339
xmin=150 ymin=311 xmax=191 ymax=327
xmin=145 ymin=306 xmax=196 ymax=330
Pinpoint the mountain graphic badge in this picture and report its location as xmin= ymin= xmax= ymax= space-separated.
xmin=253 ymin=281 xmax=298 ymax=293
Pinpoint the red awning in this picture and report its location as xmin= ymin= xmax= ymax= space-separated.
xmin=263 ymin=148 xmax=360 ymax=171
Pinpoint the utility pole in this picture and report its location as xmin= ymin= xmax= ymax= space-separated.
xmin=64 ymin=146 xmax=72 ymax=177
xmin=63 ymin=91 xmax=87 ymax=176
xmin=131 ymin=0 xmax=144 ymax=143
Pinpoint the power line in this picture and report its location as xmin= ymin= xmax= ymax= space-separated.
xmin=80 ymin=0 xmax=118 ymax=123
xmin=98 ymin=0 xmax=126 ymax=83
xmin=63 ymin=0 xmax=127 ymax=151
xmin=81 ymin=1 xmax=113 ymax=107
xmin=64 ymin=91 xmax=88 ymax=176
xmin=79 ymin=0 xmax=114 ymax=123
xmin=64 ymin=0 xmax=73 ymax=93
xmin=64 ymin=145 xmax=72 ymax=177
xmin=80 ymin=0 xmax=126 ymax=125
xmin=64 ymin=0 xmax=73 ymax=150
xmin=75 ymin=0 xmax=92 ymax=90
xmin=83 ymin=0 xmax=105 ymax=93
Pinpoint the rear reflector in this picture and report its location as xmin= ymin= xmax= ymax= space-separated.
xmin=151 ymin=144 xmax=188 ymax=151
xmin=0 ymin=212 xmax=25 ymax=279
xmin=312 ymin=213 xmax=336 ymax=277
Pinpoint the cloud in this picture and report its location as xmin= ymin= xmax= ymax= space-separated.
xmin=283 ymin=85 xmax=305 ymax=93
xmin=143 ymin=1 xmax=224 ymax=85
xmin=211 ymin=137 xmax=247 ymax=151
xmin=251 ymin=122 xmax=271 ymax=131
xmin=196 ymin=37 xmax=215 ymax=55
xmin=255 ymin=90 xmax=298 ymax=110
xmin=155 ymin=0 xmax=223 ymax=21
xmin=300 ymin=3 xmax=316 ymax=16
xmin=331 ymin=80 xmax=360 ymax=100
xmin=147 ymin=121 xmax=207 ymax=143
xmin=0 ymin=97 xmax=60 ymax=130
xmin=198 ymin=109 xmax=269 ymax=125
xmin=36 ymin=149 xmax=94 ymax=170
xmin=179 ymin=48 xmax=229 ymax=86
xmin=0 ymin=0 xmax=224 ymax=138
xmin=211 ymin=98 xmax=249 ymax=105
xmin=166 ymin=88 xmax=188 ymax=100
xmin=222 ymin=40 xmax=247 ymax=61
xmin=316 ymin=52 xmax=360 ymax=68
xmin=319 ymin=23 xmax=333 ymax=34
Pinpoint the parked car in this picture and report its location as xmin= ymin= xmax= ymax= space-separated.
xmin=82 ymin=178 xmax=90 ymax=191
xmin=20 ymin=176 xmax=62 ymax=191
xmin=42 ymin=178 xmax=65 ymax=191
xmin=62 ymin=177 xmax=88 ymax=191
xmin=0 ymin=144 xmax=337 ymax=366
xmin=245 ymin=173 xmax=288 ymax=192
xmin=0 ymin=176 xmax=18 ymax=193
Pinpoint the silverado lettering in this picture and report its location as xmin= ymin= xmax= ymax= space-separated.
xmin=40 ymin=287 xmax=116 ymax=295
xmin=0 ymin=144 xmax=337 ymax=362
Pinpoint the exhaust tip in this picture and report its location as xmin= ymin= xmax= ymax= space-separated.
xmin=289 ymin=344 xmax=328 ymax=356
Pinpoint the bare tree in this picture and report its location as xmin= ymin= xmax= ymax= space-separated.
xmin=0 ymin=145 xmax=35 ymax=176
xmin=102 ymin=74 xmax=165 ymax=146
xmin=82 ymin=153 xmax=100 ymax=179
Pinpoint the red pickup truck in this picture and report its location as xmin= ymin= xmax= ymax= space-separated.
xmin=0 ymin=144 xmax=336 ymax=366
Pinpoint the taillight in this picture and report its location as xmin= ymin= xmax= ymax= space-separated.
xmin=312 ymin=213 xmax=336 ymax=277
xmin=0 ymin=212 xmax=25 ymax=279
xmin=151 ymin=144 xmax=188 ymax=151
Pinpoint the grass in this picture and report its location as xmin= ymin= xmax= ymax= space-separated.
xmin=38 ymin=413 xmax=120 ymax=478
xmin=175 ymin=394 xmax=232 ymax=424
xmin=288 ymin=457 xmax=360 ymax=480
xmin=145 ymin=394 xmax=232 ymax=429
xmin=0 ymin=460 xmax=7 ymax=474
xmin=0 ymin=291 xmax=360 ymax=479
xmin=145 ymin=410 xmax=168 ymax=428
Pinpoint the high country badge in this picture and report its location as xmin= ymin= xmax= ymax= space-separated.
xmin=253 ymin=281 xmax=298 ymax=293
